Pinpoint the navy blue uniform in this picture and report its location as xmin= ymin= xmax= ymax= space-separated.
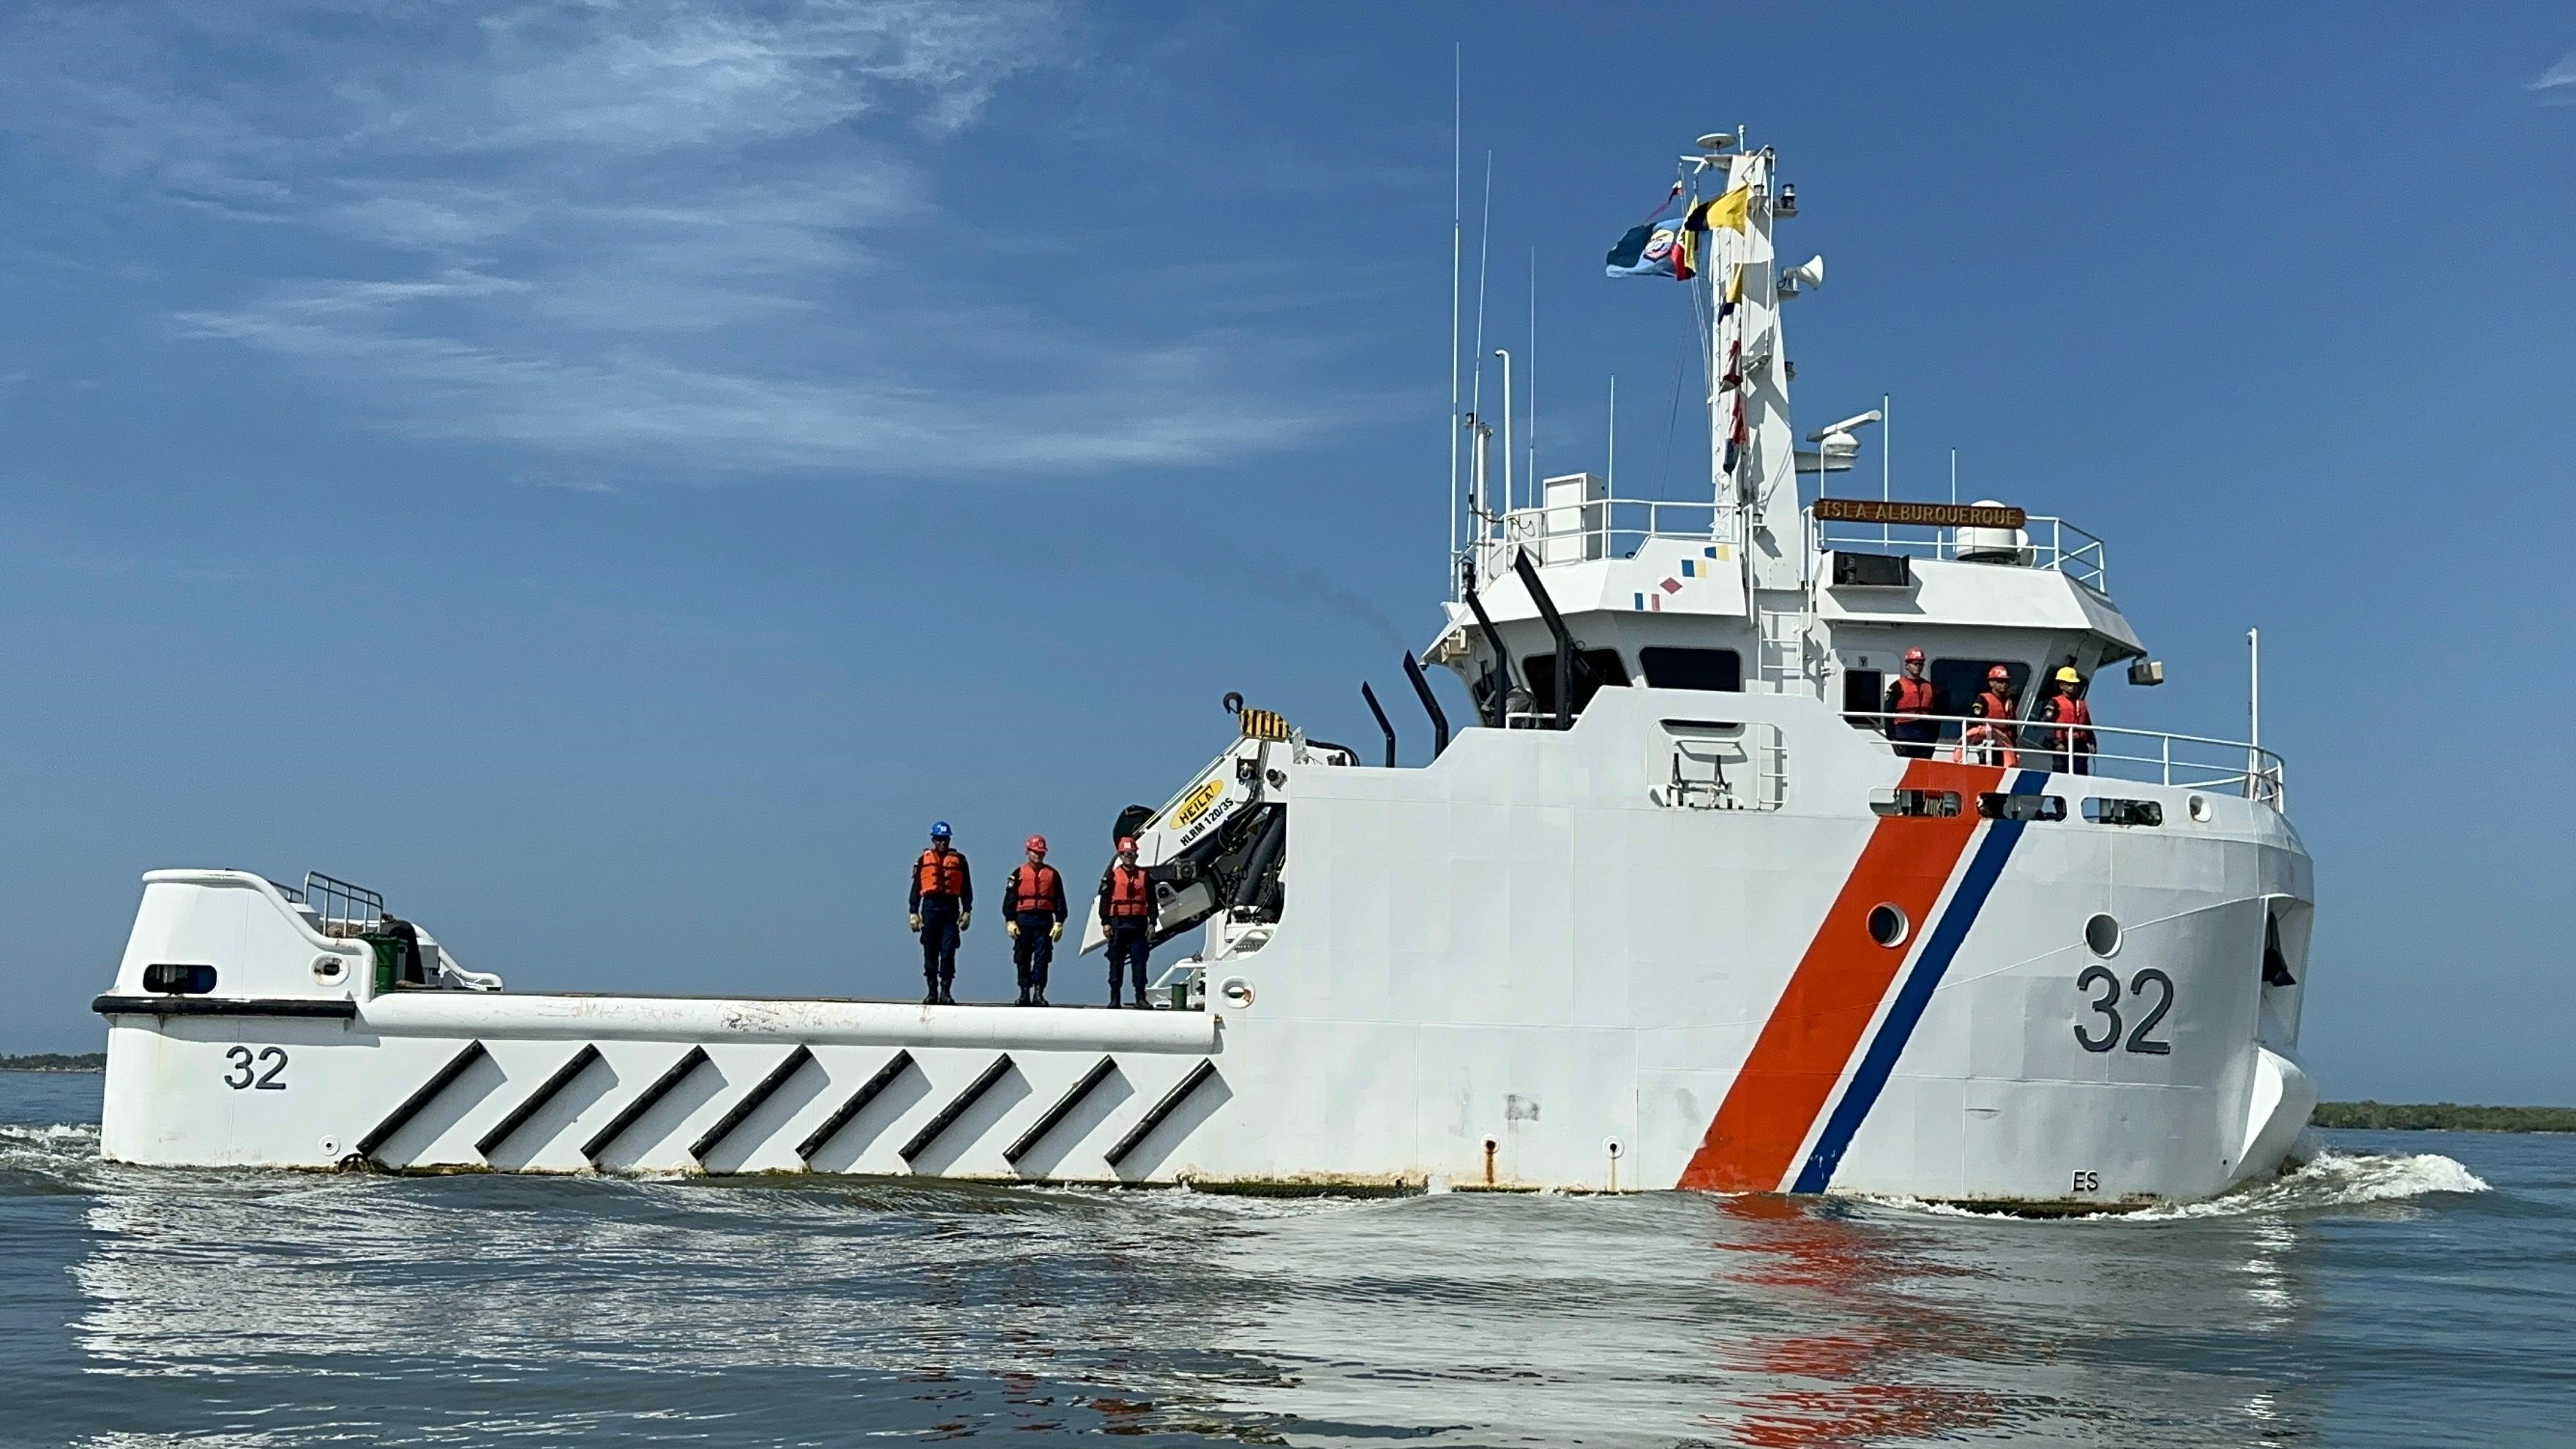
xmin=1006 ymin=861 xmax=1068 ymax=1004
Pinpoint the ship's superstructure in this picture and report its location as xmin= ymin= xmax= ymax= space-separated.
xmin=94 ymin=131 xmax=2314 ymax=1208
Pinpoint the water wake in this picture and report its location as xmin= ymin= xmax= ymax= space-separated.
xmin=0 ymin=1121 xmax=100 ymax=1176
xmin=2117 ymin=1145 xmax=2490 ymax=1220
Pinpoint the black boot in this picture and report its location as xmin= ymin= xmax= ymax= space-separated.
xmin=923 ymin=978 xmax=939 ymax=1006
xmin=938 ymin=977 xmax=955 ymax=1006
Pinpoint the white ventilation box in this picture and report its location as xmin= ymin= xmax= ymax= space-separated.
xmin=1540 ymin=472 xmax=1606 ymax=565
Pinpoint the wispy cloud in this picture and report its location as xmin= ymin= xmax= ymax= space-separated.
xmin=2534 ymin=49 xmax=2576 ymax=104
xmin=0 ymin=2 xmax=1366 ymax=479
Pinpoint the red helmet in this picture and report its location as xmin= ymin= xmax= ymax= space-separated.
xmin=1115 ymin=836 xmax=1139 ymax=854
xmin=1902 ymin=647 xmax=1925 ymax=663
xmin=1988 ymin=664 xmax=2010 ymax=683
xmin=1025 ymin=834 xmax=1047 ymax=855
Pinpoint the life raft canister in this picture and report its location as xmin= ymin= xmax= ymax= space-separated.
xmin=1106 ymin=863 xmax=1152 ymax=919
xmin=915 ymin=847 xmax=969 ymax=898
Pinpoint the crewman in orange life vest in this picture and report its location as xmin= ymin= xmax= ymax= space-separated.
xmin=1881 ymin=646 xmax=1942 ymax=759
xmin=1003 ymin=835 xmax=1067 ymax=1007
xmin=1963 ymin=665 xmax=2021 ymax=767
xmin=907 ymin=822 xmax=972 ymax=1005
xmin=1098 ymin=836 xmax=1157 ymax=1008
xmin=2036 ymin=666 xmax=2097 ymax=774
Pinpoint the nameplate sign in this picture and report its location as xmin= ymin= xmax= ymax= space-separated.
xmin=1813 ymin=498 xmax=2025 ymax=529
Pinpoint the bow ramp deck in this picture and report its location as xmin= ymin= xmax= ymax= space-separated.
xmin=95 ymin=870 xmax=1234 ymax=1180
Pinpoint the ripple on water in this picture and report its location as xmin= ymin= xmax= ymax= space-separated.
xmin=1 ymin=1103 xmax=2562 ymax=1448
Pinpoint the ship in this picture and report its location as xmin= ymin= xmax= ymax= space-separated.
xmin=93 ymin=130 xmax=2315 ymax=1210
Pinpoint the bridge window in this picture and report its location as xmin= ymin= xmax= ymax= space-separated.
xmin=1640 ymin=647 xmax=1742 ymax=692
xmin=1524 ymin=649 xmax=1631 ymax=717
xmin=2083 ymin=798 xmax=2164 ymax=827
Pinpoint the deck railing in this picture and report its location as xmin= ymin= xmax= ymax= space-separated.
xmin=1847 ymin=711 xmax=2285 ymax=806
xmin=1813 ymin=514 xmax=2109 ymax=594
xmin=1458 ymin=497 xmax=2110 ymax=594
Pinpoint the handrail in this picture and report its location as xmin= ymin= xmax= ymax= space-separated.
xmin=1454 ymin=495 xmax=2111 ymax=596
xmin=302 ymin=871 xmax=386 ymax=932
xmin=1813 ymin=513 xmax=2109 ymax=594
xmin=1850 ymin=709 xmax=2285 ymax=806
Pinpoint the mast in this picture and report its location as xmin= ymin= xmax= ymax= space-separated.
xmin=1447 ymin=48 xmax=1463 ymax=584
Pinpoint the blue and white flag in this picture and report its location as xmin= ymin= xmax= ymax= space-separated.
xmin=1604 ymin=185 xmax=1690 ymax=280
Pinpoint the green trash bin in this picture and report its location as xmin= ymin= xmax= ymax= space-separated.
xmin=367 ymin=935 xmax=404 ymax=993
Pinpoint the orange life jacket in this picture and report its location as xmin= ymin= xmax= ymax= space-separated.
xmin=1010 ymin=863 xmax=1061 ymax=914
xmin=2048 ymin=694 xmax=2095 ymax=749
xmin=1105 ymin=864 xmax=1152 ymax=919
xmin=1890 ymin=675 xmax=1936 ymax=719
xmin=1964 ymin=690 xmax=2020 ymax=765
xmin=914 ymin=847 xmax=968 ymax=899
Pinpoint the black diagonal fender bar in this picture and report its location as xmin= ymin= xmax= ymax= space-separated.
xmin=1004 ymin=1055 xmax=1117 ymax=1167
xmin=353 ymin=1039 xmax=490 ymax=1162
xmin=795 ymin=1049 xmax=915 ymax=1163
xmin=1104 ymin=1058 xmax=1219 ymax=1170
xmin=899 ymin=1055 xmax=1016 ymax=1165
xmin=580 ymin=1045 xmax=711 ymax=1164
xmin=475 ymin=1043 xmax=602 ymax=1159
xmin=692 ymin=1044 xmax=815 ymax=1167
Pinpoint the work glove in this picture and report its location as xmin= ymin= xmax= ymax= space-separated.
xmin=1049 ymin=923 xmax=1063 ymax=942
xmin=960 ymin=911 xmax=973 ymax=930
xmin=1006 ymin=921 xmax=1020 ymax=938
xmin=908 ymin=914 xmax=922 ymax=932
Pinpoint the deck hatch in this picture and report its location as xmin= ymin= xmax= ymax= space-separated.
xmin=899 ymin=1055 xmax=1016 ymax=1165
xmin=475 ymin=1043 xmax=602 ymax=1158
xmin=794 ymin=1049 xmax=916 ymax=1162
xmin=580 ymin=1045 xmax=710 ymax=1164
xmin=1003 ymin=1055 xmax=1117 ymax=1166
xmin=352 ymin=1039 xmax=488 ymax=1161
xmin=690 ymin=1044 xmax=814 ymax=1167
xmin=1104 ymin=1058 xmax=1218 ymax=1169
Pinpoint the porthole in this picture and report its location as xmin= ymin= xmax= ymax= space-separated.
xmin=2086 ymin=913 xmax=2122 ymax=956
xmin=1866 ymin=904 xmax=1911 ymax=948
xmin=2187 ymin=795 xmax=2212 ymax=822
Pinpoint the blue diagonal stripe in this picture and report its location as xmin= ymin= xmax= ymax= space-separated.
xmin=1790 ymin=769 xmax=2048 ymax=1193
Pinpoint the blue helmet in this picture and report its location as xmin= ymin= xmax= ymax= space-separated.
xmin=929 ymin=820 xmax=952 ymax=839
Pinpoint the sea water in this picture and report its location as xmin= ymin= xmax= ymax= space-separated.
xmin=2 ymin=1070 xmax=2565 ymax=1447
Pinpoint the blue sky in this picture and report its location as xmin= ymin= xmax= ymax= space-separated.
xmin=2 ymin=4 xmax=2569 ymax=1103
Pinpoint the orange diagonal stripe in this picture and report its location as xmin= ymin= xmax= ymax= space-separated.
xmin=1678 ymin=760 xmax=2000 ymax=1191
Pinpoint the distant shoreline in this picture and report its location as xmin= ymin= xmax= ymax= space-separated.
xmin=0 ymin=1056 xmax=2566 ymax=1132
xmin=2311 ymin=1101 xmax=2576 ymax=1133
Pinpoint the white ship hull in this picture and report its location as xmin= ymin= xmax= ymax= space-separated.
xmin=95 ymin=691 xmax=2313 ymax=1209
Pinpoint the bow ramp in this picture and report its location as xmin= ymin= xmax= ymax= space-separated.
xmin=97 ymin=871 xmax=1228 ymax=1183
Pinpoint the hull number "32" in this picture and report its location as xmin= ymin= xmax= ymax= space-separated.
xmin=222 ymin=1046 xmax=288 ymax=1090
xmin=2074 ymin=967 xmax=2174 ymax=1055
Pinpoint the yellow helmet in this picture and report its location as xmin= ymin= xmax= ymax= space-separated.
xmin=2054 ymin=667 xmax=2081 ymax=684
